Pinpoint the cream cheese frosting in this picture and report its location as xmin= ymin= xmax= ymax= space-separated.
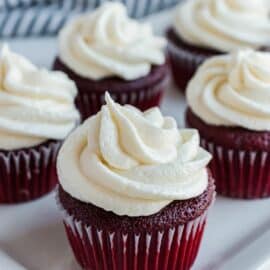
xmin=58 ymin=2 xmax=166 ymax=81
xmin=0 ymin=44 xmax=80 ymax=150
xmin=187 ymin=49 xmax=270 ymax=131
xmin=174 ymin=0 xmax=270 ymax=52
xmin=58 ymin=93 xmax=211 ymax=216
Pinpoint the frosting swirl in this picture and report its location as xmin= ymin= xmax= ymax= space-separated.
xmin=58 ymin=93 xmax=211 ymax=216
xmin=58 ymin=2 xmax=166 ymax=80
xmin=187 ymin=49 xmax=270 ymax=131
xmin=174 ymin=0 xmax=270 ymax=52
xmin=0 ymin=45 xmax=80 ymax=150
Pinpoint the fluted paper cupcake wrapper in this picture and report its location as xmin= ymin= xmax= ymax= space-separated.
xmin=76 ymin=77 xmax=169 ymax=121
xmin=201 ymin=138 xmax=270 ymax=199
xmin=167 ymin=42 xmax=208 ymax=94
xmin=0 ymin=141 xmax=61 ymax=204
xmin=59 ymin=203 xmax=209 ymax=270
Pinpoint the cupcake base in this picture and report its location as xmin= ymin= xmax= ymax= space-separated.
xmin=0 ymin=140 xmax=61 ymax=204
xmin=166 ymin=28 xmax=221 ymax=94
xmin=186 ymin=109 xmax=270 ymax=199
xmin=57 ymin=176 xmax=215 ymax=270
xmin=63 ymin=210 xmax=207 ymax=270
xmin=53 ymin=58 xmax=170 ymax=120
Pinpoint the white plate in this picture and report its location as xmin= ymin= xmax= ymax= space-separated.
xmin=1 ymin=9 xmax=270 ymax=270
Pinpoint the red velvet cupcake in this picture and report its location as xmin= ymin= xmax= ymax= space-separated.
xmin=186 ymin=49 xmax=270 ymax=199
xmin=53 ymin=57 xmax=169 ymax=119
xmin=56 ymin=93 xmax=215 ymax=270
xmin=167 ymin=0 xmax=270 ymax=93
xmin=167 ymin=28 xmax=220 ymax=93
xmin=53 ymin=2 xmax=169 ymax=120
xmin=0 ymin=45 xmax=79 ymax=204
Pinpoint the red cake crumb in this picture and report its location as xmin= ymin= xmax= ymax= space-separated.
xmin=186 ymin=109 xmax=270 ymax=151
xmin=58 ymin=174 xmax=215 ymax=233
xmin=53 ymin=57 xmax=170 ymax=120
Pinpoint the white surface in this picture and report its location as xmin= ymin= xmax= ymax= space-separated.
xmin=1 ymin=9 xmax=270 ymax=270
xmin=0 ymin=250 xmax=27 ymax=270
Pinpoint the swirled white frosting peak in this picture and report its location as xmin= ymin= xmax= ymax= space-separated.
xmin=174 ymin=0 xmax=270 ymax=52
xmin=58 ymin=2 xmax=166 ymax=80
xmin=58 ymin=93 xmax=211 ymax=216
xmin=187 ymin=49 xmax=270 ymax=131
xmin=0 ymin=44 xmax=80 ymax=150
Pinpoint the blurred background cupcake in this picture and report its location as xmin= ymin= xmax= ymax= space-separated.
xmin=57 ymin=93 xmax=215 ymax=270
xmin=186 ymin=49 xmax=270 ymax=199
xmin=0 ymin=44 xmax=79 ymax=204
xmin=167 ymin=0 xmax=270 ymax=93
xmin=53 ymin=2 xmax=170 ymax=120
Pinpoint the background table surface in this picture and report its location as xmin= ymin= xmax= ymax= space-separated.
xmin=0 ymin=9 xmax=270 ymax=270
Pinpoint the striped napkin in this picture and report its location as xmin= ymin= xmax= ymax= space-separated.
xmin=0 ymin=0 xmax=181 ymax=37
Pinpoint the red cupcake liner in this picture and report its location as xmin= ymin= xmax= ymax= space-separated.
xmin=76 ymin=77 xmax=169 ymax=120
xmin=59 ymin=205 xmax=209 ymax=270
xmin=201 ymin=138 xmax=270 ymax=199
xmin=0 ymin=140 xmax=61 ymax=204
xmin=166 ymin=28 xmax=220 ymax=94
xmin=167 ymin=42 xmax=206 ymax=94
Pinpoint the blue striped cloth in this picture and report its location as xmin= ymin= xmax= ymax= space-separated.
xmin=0 ymin=0 xmax=181 ymax=37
